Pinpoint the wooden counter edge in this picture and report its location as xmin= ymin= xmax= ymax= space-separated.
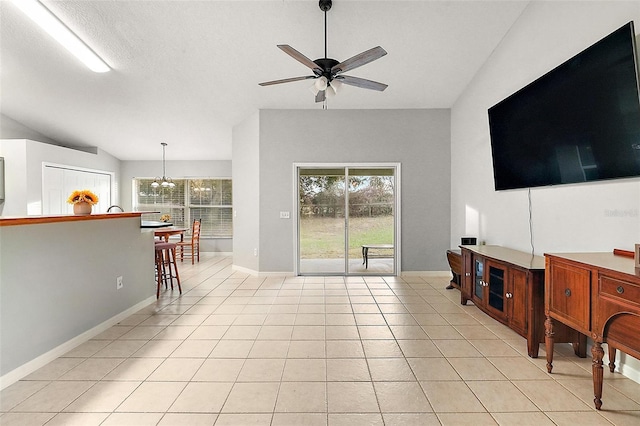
xmin=0 ymin=212 xmax=158 ymax=227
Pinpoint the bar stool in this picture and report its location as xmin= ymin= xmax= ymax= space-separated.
xmin=154 ymin=241 xmax=182 ymax=298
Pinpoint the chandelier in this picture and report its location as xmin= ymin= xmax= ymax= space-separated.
xmin=151 ymin=142 xmax=175 ymax=188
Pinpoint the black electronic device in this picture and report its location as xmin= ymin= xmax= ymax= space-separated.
xmin=488 ymin=22 xmax=640 ymax=191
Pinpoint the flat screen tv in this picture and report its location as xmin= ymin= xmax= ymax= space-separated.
xmin=488 ymin=22 xmax=640 ymax=191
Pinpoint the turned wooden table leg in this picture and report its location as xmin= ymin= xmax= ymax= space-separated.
xmin=608 ymin=345 xmax=616 ymax=373
xmin=545 ymin=315 xmax=555 ymax=373
xmin=592 ymin=342 xmax=604 ymax=410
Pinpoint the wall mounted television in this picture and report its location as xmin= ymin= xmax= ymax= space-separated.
xmin=488 ymin=22 xmax=640 ymax=191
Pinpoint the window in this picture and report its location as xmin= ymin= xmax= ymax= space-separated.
xmin=134 ymin=178 xmax=232 ymax=237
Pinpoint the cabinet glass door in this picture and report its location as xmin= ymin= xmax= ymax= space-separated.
xmin=474 ymin=259 xmax=484 ymax=301
xmin=488 ymin=265 xmax=505 ymax=312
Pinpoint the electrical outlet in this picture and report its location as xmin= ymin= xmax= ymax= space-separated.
xmin=254 ymin=248 xmax=258 ymax=256
xmin=279 ymin=211 xmax=290 ymax=219
xmin=116 ymin=276 xmax=123 ymax=290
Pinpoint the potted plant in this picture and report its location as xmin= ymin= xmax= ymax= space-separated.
xmin=67 ymin=190 xmax=99 ymax=215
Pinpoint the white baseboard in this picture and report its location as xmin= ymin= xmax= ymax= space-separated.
xmin=401 ymin=270 xmax=450 ymax=277
xmin=618 ymin=362 xmax=640 ymax=384
xmin=0 ymin=296 xmax=156 ymax=390
xmin=232 ymin=265 xmax=451 ymax=279
xmin=206 ymin=251 xmax=233 ymax=256
xmin=606 ymin=350 xmax=640 ymax=385
xmin=232 ymin=264 xmax=294 ymax=277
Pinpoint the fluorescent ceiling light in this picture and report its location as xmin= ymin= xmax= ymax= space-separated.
xmin=12 ymin=0 xmax=110 ymax=73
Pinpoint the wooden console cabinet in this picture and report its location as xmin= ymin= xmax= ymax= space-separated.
xmin=460 ymin=246 xmax=584 ymax=358
xmin=545 ymin=252 xmax=640 ymax=410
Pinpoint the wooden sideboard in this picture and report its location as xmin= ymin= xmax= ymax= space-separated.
xmin=544 ymin=252 xmax=640 ymax=410
xmin=460 ymin=245 xmax=584 ymax=358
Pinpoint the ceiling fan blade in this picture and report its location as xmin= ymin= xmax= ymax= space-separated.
xmin=278 ymin=45 xmax=322 ymax=74
xmin=337 ymin=75 xmax=388 ymax=91
xmin=259 ymin=76 xmax=316 ymax=86
xmin=331 ymin=46 xmax=387 ymax=74
xmin=315 ymin=90 xmax=326 ymax=103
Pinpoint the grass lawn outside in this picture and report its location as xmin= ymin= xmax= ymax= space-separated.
xmin=300 ymin=215 xmax=394 ymax=259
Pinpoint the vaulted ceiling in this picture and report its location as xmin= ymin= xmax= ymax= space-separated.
xmin=0 ymin=0 xmax=528 ymax=160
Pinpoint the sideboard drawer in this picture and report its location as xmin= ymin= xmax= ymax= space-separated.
xmin=547 ymin=260 xmax=591 ymax=332
xmin=600 ymin=275 xmax=640 ymax=309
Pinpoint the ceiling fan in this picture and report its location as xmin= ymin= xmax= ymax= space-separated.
xmin=259 ymin=0 xmax=388 ymax=103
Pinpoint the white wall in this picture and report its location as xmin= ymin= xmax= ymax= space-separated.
xmin=253 ymin=109 xmax=451 ymax=274
xmin=231 ymin=112 xmax=260 ymax=272
xmin=451 ymin=1 xmax=640 ymax=381
xmin=451 ymin=1 xmax=640 ymax=253
xmin=0 ymin=139 xmax=120 ymax=216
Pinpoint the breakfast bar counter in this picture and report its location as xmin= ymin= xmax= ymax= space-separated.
xmin=0 ymin=212 xmax=156 ymax=388
xmin=0 ymin=211 xmax=155 ymax=227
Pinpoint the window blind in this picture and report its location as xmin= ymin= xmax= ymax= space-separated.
xmin=134 ymin=178 xmax=232 ymax=238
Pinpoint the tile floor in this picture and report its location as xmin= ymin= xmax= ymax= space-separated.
xmin=2 ymin=254 xmax=640 ymax=426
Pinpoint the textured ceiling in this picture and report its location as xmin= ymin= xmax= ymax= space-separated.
xmin=0 ymin=0 xmax=528 ymax=160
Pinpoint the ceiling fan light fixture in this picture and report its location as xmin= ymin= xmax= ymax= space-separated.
xmin=258 ymin=0 xmax=387 ymax=102
xmin=314 ymin=76 xmax=328 ymax=91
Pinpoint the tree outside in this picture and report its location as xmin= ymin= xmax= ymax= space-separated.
xmin=299 ymin=173 xmax=394 ymax=259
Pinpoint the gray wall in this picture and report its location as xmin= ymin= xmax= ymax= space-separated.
xmin=231 ymin=112 xmax=260 ymax=271
xmin=254 ymin=109 xmax=451 ymax=273
xmin=0 ymin=216 xmax=154 ymax=377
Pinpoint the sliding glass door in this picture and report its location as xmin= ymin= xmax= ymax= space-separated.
xmin=297 ymin=165 xmax=399 ymax=276
xmin=298 ymin=168 xmax=346 ymax=274
xmin=346 ymin=168 xmax=395 ymax=274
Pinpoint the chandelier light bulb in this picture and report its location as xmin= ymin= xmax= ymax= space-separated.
xmin=152 ymin=143 xmax=174 ymax=189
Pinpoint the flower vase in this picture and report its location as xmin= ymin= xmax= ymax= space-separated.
xmin=73 ymin=201 xmax=92 ymax=215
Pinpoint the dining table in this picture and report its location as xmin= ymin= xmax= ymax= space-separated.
xmin=154 ymin=226 xmax=188 ymax=242
xmin=141 ymin=220 xmax=173 ymax=228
